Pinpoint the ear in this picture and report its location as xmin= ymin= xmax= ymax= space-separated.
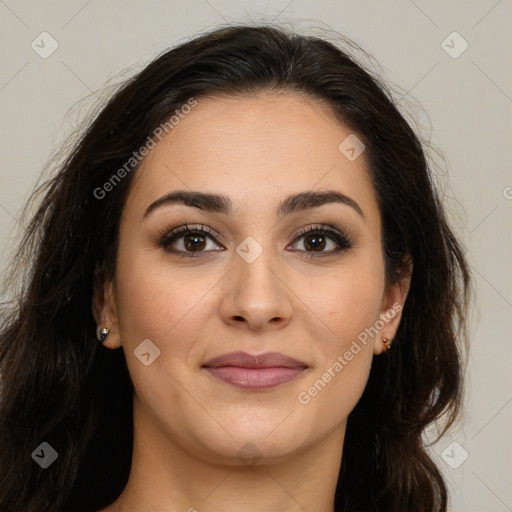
xmin=373 ymin=256 xmax=413 ymax=355
xmin=92 ymin=269 xmax=122 ymax=350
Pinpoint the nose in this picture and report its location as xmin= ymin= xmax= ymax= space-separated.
xmin=219 ymin=249 xmax=294 ymax=332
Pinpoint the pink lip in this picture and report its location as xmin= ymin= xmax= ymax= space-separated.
xmin=202 ymin=351 xmax=309 ymax=390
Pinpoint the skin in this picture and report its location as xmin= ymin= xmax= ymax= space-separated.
xmin=94 ymin=92 xmax=411 ymax=512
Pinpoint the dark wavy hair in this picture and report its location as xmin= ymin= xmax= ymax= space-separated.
xmin=0 ymin=24 xmax=471 ymax=512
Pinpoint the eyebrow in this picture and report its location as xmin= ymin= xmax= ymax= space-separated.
xmin=143 ymin=189 xmax=364 ymax=220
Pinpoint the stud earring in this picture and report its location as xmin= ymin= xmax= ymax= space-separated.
xmin=96 ymin=326 xmax=110 ymax=343
xmin=382 ymin=336 xmax=392 ymax=352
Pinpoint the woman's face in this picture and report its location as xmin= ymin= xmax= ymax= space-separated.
xmin=96 ymin=92 xmax=409 ymax=465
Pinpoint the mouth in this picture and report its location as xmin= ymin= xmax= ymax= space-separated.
xmin=201 ymin=351 xmax=309 ymax=390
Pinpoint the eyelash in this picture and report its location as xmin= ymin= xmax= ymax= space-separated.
xmin=157 ymin=223 xmax=355 ymax=259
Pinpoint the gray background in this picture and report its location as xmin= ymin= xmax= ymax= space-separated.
xmin=1 ymin=1 xmax=511 ymax=511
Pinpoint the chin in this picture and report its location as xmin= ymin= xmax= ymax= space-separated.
xmin=188 ymin=414 xmax=314 ymax=466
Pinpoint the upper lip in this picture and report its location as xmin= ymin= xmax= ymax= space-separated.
xmin=202 ymin=351 xmax=309 ymax=369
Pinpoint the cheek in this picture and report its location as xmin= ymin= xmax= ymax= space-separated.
xmin=300 ymin=256 xmax=385 ymax=343
xmin=295 ymin=257 xmax=383 ymax=412
xmin=114 ymin=242 xmax=218 ymax=344
xmin=299 ymin=345 xmax=374 ymax=443
xmin=113 ymin=245 xmax=215 ymax=404
xmin=297 ymin=276 xmax=381 ymax=439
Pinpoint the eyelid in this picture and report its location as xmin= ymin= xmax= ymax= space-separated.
xmin=291 ymin=223 xmax=353 ymax=245
xmin=157 ymin=221 xmax=355 ymax=256
xmin=287 ymin=223 xmax=355 ymax=256
xmin=157 ymin=223 xmax=226 ymax=247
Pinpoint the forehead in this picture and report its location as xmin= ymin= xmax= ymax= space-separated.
xmin=127 ymin=93 xmax=379 ymax=222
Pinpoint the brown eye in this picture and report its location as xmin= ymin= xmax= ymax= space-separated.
xmin=158 ymin=223 xmax=354 ymax=259
xmin=303 ymin=233 xmax=327 ymax=252
xmin=183 ymin=233 xmax=207 ymax=251
xmin=158 ymin=224 xmax=224 ymax=257
xmin=289 ymin=224 xmax=354 ymax=257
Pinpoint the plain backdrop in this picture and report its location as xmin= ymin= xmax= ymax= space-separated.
xmin=1 ymin=1 xmax=511 ymax=511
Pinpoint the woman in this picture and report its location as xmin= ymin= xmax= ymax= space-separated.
xmin=0 ymin=24 xmax=471 ymax=512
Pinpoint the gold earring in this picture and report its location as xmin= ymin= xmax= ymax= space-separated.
xmin=382 ymin=336 xmax=392 ymax=352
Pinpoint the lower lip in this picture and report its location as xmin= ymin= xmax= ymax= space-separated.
xmin=204 ymin=366 xmax=307 ymax=389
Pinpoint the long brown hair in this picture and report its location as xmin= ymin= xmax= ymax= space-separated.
xmin=0 ymin=24 xmax=471 ymax=512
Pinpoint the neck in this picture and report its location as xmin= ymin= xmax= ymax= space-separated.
xmin=105 ymin=397 xmax=345 ymax=512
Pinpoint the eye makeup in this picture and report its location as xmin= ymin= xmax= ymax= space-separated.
xmin=155 ymin=221 xmax=356 ymax=259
